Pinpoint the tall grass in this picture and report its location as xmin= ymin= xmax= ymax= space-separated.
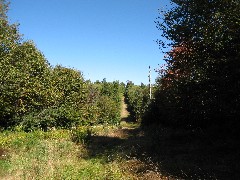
xmin=0 ymin=129 xmax=131 ymax=180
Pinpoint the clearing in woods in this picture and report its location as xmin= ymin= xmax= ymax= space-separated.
xmin=0 ymin=96 xmax=238 ymax=179
xmin=87 ymin=96 xmax=163 ymax=179
xmin=89 ymin=97 xmax=239 ymax=179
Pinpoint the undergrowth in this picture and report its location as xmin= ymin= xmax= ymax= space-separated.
xmin=0 ymin=127 xmax=133 ymax=180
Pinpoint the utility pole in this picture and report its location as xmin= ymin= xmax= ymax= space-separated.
xmin=149 ymin=66 xmax=152 ymax=99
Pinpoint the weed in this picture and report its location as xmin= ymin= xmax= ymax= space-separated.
xmin=0 ymin=129 xmax=131 ymax=179
xmin=71 ymin=126 xmax=92 ymax=144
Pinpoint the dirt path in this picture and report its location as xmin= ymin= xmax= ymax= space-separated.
xmin=87 ymin=97 xmax=164 ymax=179
xmin=89 ymin=96 xmax=226 ymax=179
xmin=88 ymin=124 xmax=163 ymax=179
xmin=86 ymin=96 xmax=239 ymax=179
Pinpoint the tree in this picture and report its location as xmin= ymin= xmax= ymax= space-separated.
xmin=0 ymin=1 xmax=52 ymax=127
xmin=144 ymin=0 xmax=240 ymax=131
xmin=0 ymin=0 xmax=123 ymax=130
xmin=124 ymin=83 xmax=150 ymax=122
xmin=0 ymin=1 xmax=24 ymax=126
xmin=0 ymin=0 xmax=8 ymax=19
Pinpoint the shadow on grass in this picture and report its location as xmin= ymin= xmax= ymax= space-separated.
xmin=121 ymin=117 xmax=132 ymax=123
xmin=121 ymin=114 xmax=137 ymax=124
xmin=84 ymin=125 xmax=240 ymax=179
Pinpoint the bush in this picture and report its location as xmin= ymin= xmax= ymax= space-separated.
xmin=71 ymin=126 xmax=92 ymax=144
xmin=124 ymin=82 xmax=150 ymax=122
xmin=84 ymin=80 xmax=122 ymax=126
xmin=97 ymin=95 xmax=120 ymax=125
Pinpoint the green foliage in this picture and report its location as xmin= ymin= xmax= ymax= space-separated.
xmin=124 ymin=82 xmax=150 ymax=122
xmin=71 ymin=126 xmax=91 ymax=144
xmin=45 ymin=66 xmax=88 ymax=129
xmin=85 ymin=80 xmax=122 ymax=125
xmin=96 ymin=95 xmax=121 ymax=125
xmin=99 ymin=80 xmax=121 ymax=124
xmin=17 ymin=73 xmax=122 ymax=131
xmin=0 ymin=130 xmax=128 ymax=179
xmin=51 ymin=65 xmax=87 ymax=107
xmin=143 ymin=0 xmax=240 ymax=133
xmin=0 ymin=0 xmax=122 ymax=130
xmin=0 ymin=34 xmax=52 ymax=127
xmin=0 ymin=1 xmax=56 ymax=128
xmin=101 ymin=80 xmax=121 ymax=104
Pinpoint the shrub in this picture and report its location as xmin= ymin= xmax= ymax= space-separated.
xmin=124 ymin=82 xmax=150 ymax=122
xmin=71 ymin=126 xmax=92 ymax=144
xmin=96 ymin=95 xmax=120 ymax=125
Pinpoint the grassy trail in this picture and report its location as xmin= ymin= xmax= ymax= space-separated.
xmin=1 ymin=98 xmax=237 ymax=179
xmin=0 ymin=97 xmax=162 ymax=179
xmin=86 ymin=96 xmax=163 ymax=179
xmin=0 ymin=125 xmax=162 ymax=179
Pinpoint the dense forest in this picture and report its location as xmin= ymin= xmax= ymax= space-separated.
xmin=1 ymin=0 xmax=240 ymax=179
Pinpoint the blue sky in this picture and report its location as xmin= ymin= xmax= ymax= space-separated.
xmin=8 ymin=0 xmax=170 ymax=85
